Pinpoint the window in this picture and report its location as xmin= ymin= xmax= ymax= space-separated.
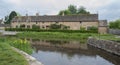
xmin=80 ymin=21 xmax=82 ymax=24
xmin=20 ymin=24 xmax=25 ymax=28
xmin=55 ymin=21 xmax=58 ymax=24
xmin=27 ymin=25 xmax=30 ymax=28
xmin=16 ymin=25 xmax=18 ymax=28
xmin=36 ymin=21 xmax=38 ymax=24
xmin=42 ymin=22 xmax=45 ymax=24
xmin=42 ymin=26 xmax=45 ymax=29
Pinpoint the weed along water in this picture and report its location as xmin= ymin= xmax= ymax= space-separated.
xmin=29 ymin=39 xmax=120 ymax=65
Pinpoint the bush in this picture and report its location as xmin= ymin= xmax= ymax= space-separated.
xmin=50 ymin=24 xmax=61 ymax=29
xmin=88 ymin=26 xmax=98 ymax=31
xmin=109 ymin=19 xmax=120 ymax=29
xmin=32 ymin=25 xmax=40 ymax=29
xmin=9 ymin=39 xmax=33 ymax=54
xmin=20 ymin=24 xmax=25 ymax=28
xmin=5 ymin=28 xmax=98 ymax=33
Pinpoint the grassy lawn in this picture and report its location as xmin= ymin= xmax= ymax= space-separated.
xmin=17 ymin=32 xmax=120 ymax=42
xmin=0 ymin=38 xmax=28 ymax=65
xmin=92 ymin=34 xmax=120 ymax=41
xmin=17 ymin=32 xmax=97 ymax=40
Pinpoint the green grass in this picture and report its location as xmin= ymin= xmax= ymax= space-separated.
xmin=9 ymin=38 xmax=33 ymax=54
xmin=17 ymin=32 xmax=96 ymax=43
xmin=1 ymin=37 xmax=33 ymax=54
xmin=0 ymin=39 xmax=28 ymax=65
xmin=16 ymin=32 xmax=120 ymax=42
xmin=17 ymin=32 xmax=96 ymax=40
xmin=93 ymin=34 xmax=120 ymax=41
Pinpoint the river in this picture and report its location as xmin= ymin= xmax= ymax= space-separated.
xmin=29 ymin=39 xmax=120 ymax=65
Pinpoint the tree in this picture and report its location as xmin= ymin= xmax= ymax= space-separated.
xmin=109 ymin=19 xmax=120 ymax=29
xmin=68 ymin=5 xmax=77 ymax=14
xmin=77 ymin=6 xmax=90 ymax=14
xmin=58 ymin=10 xmax=71 ymax=15
xmin=58 ymin=5 xmax=90 ymax=15
xmin=5 ymin=11 xmax=18 ymax=24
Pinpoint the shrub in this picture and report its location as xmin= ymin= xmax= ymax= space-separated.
xmin=50 ymin=24 xmax=61 ymax=29
xmin=20 ymin=24 xmax=25 ymax=28
xmin=32 ymin=25 xmax=40 ymax=29
xmin=5 ymin=28 xmax=98 ymax=33
xmin=9 ymin=39 xmax=33 ymax=54
xmin=80 ymin=27 xmax=86 ymax=30
xmin=87 ymin=26 xmax=98 ymax=31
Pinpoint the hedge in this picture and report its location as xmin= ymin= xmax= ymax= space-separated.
xmin=5 ymin=28 xmax=98 ymax=33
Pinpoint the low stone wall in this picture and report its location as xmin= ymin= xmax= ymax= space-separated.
xmin=109 ymin=29 xmax=120 ymax=35
xmin=87 ymin=38 xmax=120 ymax=56
xmin=12 ymin=47 xmax=43 ymax=65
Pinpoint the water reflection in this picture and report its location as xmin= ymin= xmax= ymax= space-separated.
xmin=30 ymin=39 xmax=120 ymax=65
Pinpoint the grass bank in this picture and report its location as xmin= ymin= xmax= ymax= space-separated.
xmin=17 ymin=32 xmax=97 ymax=40
xmin=16 ymin=32 xmax=120 ymax=42
xmin=0 ymin=38 xmax=28 ymax=65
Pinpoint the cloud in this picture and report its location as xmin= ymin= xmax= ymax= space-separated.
xmin=0 ymin=0 xmax=120 ymax=21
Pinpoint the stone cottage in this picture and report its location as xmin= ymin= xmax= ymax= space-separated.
xmin=11 ymin=13 xmax=108 ymax=34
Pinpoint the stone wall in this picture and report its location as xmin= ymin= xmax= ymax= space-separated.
xmin=87 ymin=38 xmax=120 ymax=56
xmin=11 ymin=21 xmax=98 ymax=30
xmin=109 ymin=29 xmax=120 ymax=35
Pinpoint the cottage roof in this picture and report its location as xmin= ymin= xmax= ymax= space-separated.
xmin=12 ymin=14 xmax=98 ymax=22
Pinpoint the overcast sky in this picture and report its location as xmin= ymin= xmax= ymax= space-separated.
xmin=0 ymin=0 xmax=120 ymax=21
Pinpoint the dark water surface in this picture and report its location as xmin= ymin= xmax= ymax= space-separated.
xmin=30 ymin=39 xmax=120 ymax=65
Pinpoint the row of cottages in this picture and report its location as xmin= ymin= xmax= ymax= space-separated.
xmin=11 ymin=14 xmax=108 ymax=34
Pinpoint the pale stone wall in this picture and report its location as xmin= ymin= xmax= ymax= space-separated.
xmin=98 ymin=27 xmax=108 ymax=34
xmin=87 ymin=38 xmax=120 ymax=56
xmin=109 ymin=29 xmax=120 ymax=35
xmin=81 ymin=22 xmax=98 ymax=30
xmin=0 ymin=27 xmax=5 ymax=29
xmin=11 ymin=21 xmax=98 ymax=30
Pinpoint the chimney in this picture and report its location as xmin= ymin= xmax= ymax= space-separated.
xmin=36 ymin=12 xmax=39 ymax=16
xmin=62 ymin=12 xmax=65 ymax=16
xmin=26 ymin=13 xmax=28 ymax=16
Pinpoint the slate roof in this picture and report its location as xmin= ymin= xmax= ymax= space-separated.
xmin=12 ymin=14 xmax=98 ymax=22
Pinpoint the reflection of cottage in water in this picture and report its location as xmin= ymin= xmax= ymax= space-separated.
xmin=30 ymin=39 xmax=120 ymax=65
xmin=29 ymin=39 xmax=88 ymax=50
xmin=11 ymin=13 xmax=108 ymax=34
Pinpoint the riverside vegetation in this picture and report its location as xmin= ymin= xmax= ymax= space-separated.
xmin=16 ymin=32 xmax=120 ymax=42
xmin=5 ymin=28 xmax=120 ymax=42
xmin=1 ymin=27 xmax=120 ymax=65
xmin=0 ymin=38 xmax=29 ymax=65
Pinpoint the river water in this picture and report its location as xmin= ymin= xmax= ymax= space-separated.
xmin=30 ymin=39 xmax=120 ymax=65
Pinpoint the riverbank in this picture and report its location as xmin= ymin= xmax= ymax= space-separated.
xmin=0 ymin=39 xmax=28 ymax=65
xmin=16 ymin=32 xmax=120 ymax=42
xmin=12 ymin=47 xmax=43 ymax=65
xmin=87 ymin=37 xmax=120 ymax=56
xmin=0 ymin=37 xmax=43 ymax=65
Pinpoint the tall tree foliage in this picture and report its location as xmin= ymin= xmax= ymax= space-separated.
xmin=58 ymin=5 xmax=90 ymax=15
xmin=109 ymin=19 xmax=120 ymax=29
xmin=77 ymin=6 xmax=90 ymax=14
xmin=58 ymin=10 xmax=71 ymax=15
xmin=68 ymin=5 xmax=77 ymax=14
xmin=5 ymin=11 xmax=17 ymax=24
